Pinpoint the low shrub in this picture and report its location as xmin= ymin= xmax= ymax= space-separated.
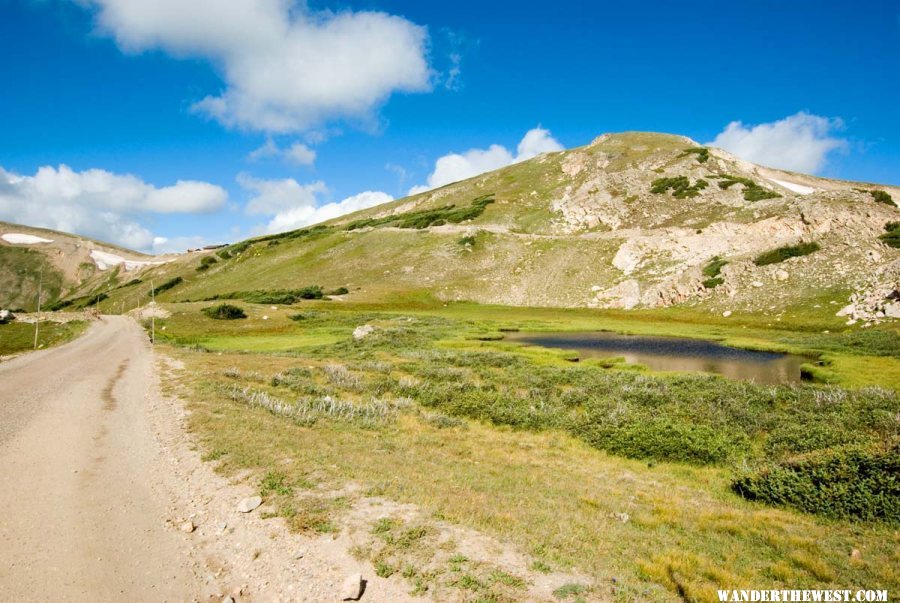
xmin=457 ymin=235 xmax=476 ymax=247
xmin=196 ymin=256 xmax=218 ymax=271
xmin=678 ymin=147 xmax=709 ymax=163
xmin=701 ymin=256 xmax=727 ymax=288
xmin=215 ymin=249 xmax=232 ymax=260
xmin=754 ymin=242 xmax=820 ymax=266
xmin=717 ymin=175 xmax=781 ymax=201
xmin=345 ymin=195 xmax=494 ymax=231
xmin=327 ymin=287 xmax=349 ymax=296
xmin=576 ymin=417 xmax=738 ymax=465
xmin=879 ymin=221 xmax=900 ymax=249
xmin=866 ymin=189 xmax=894 ymax=205
xmin=201 ymin=303 xmax=247 ymax=320
xmin=650 ymin=176 xmax=708 ymax=199
xmin=732 ymin=445 xmax=900 ymax=522
xmin=150 ymin=276 xmax=183 ymax=296
xmin=196 ymin=286 xmax=324 ymax=305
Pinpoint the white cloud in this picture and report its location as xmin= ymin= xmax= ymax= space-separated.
xmin=284 ymin=142 xmax=316 ymax=166
xmin=709 ymin=111 xmax=848 ymax=174
xmin=0 ymin=164 xmax=227 ymax=250
xmin=83 ymin=0 xmax=432 ymax=133
xmin=239 ymin=174 xmax=391 ymax=234
xmin=248 ymin=139 xmax=317 ymax=166
xmin=409 ymin=127 xmax=563 ymax=194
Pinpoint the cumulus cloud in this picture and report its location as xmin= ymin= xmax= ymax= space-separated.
xmin=248 ymin=139 xmax=317 ymax=166
xmin=82 ymin=0 xmax=432 ymax=132
xmin=239 ymin=174 xmax=391 ymax=234
xmin=409 ymin=127 xmax=563 ymax=195
xmin=0 ymin=164 xmax=227 ymax=250
xmin=709 ymin=111 xmax=848 ymax=173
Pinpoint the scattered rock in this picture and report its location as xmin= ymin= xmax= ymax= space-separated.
xmin=222 ymin=597 xmax=235 ymax=603
xmin=850 ymin=548 xmax=862 ymax=561
xmin=751 ymin=281 xmax=763 ymax=288
xmin=0 ymin=309 xmax=15 ymax=324
xmin=237 ymin=496 xmax=263 ymax=513
xmin=775 ymin=269 xmax=789 ymax=281
xmin=614 ymin=512 xmax=630 ymax=523
xmin=836 ymin=304 xmax=855 ymax=317
xmin=262 ymin=315 xmax=269 ymax=321
xmin=722 ymin=310 xmax=732 ymax=318
xmin=179 ymin=520 xmax=195 ymax=533
xmin=352 ymin=324 xmax=375 ymax=340
xmin=340 ymin=573 xmax=364 ymax=601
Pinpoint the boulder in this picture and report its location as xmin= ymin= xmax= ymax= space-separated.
xmin=0 ymin=309 xmax=14 ymax=324
xmin=340 ymin=573 xmax=364 ymax=601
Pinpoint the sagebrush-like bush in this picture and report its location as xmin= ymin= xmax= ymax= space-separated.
xmin=732 ymin=445 xmax=900 ymax=522
xmin=202 ymin=303 xmax=247 ymax=320
xmin=754 ymin=242 xmax=820 ymax=266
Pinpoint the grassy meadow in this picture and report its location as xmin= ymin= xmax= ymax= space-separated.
xmin=149 ymin=299 xmax=898 ymax=602
xmin=0 ymin=319 xmax=88 ymax=356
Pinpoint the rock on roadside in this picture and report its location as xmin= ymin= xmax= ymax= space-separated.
xmin=340 ymin=573 xmax=364 ymax=601
xmin=237 ymin=496 xmax=262 ymax=513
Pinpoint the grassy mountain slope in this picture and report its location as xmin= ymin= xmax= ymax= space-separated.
xmin=0 ymin=221 xmax=168 ymax=311
xmin=5 ymin=132 xmax=899 ymax=324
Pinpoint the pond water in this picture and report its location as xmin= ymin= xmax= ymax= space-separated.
xmin=505 ymin=331 xmax=809 ymax=384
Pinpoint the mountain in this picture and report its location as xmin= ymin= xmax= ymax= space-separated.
xmin=4 ymin=132 xmax=899 ymax=323
xmin=0 ymin=222 xmax=171 ymax=311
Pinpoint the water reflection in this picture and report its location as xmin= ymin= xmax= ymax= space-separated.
xmin=505 ymin=331 xmax=807 ymax=384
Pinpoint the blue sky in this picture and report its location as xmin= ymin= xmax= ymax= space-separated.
xmin=1 ymin=0 xmax=898 ymax=251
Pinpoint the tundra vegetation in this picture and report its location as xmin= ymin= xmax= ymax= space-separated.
xmin=754 ymin=242 xmax=821 ymax=266
xmin=701 ymin=256 xmax=728 ymax=289
xmin=716 ymin=175 xmax=782 ymax=202
xmin=880 ymin=221 xmax=900 ymax=249
xmin=148 ymin=299 xmax=899 ymax=602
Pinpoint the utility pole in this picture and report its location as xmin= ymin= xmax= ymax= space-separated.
xmin=150 ymin=280 xmax=155 ymax=344
xmin=33 ymin=266 xmax=42 ymax=350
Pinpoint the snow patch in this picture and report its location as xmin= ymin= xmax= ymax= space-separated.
xmin=90 ymin=249 xmax=167 ymax=271
xmin=769 ymin=178 xmax=815 ymax=195
xmin=2 ymin=233 xmax=54 ymax=244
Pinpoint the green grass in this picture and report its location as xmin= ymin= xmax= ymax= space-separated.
xmin=0 ymin=320 xmax=88 ymax=355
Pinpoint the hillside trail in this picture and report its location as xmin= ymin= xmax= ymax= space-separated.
xmin=0 ymin=316 xmax=421 ymax=602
